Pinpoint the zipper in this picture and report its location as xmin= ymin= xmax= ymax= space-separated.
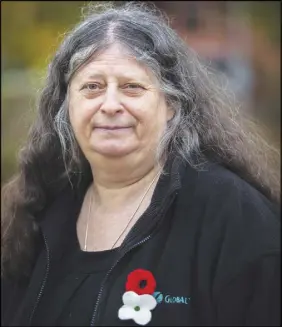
xmin=28 ymin=232 xmax=50 ymax=326
xmin=90 ymin=235 xmax=152 ymax=326
xmin=90 ymin=190 xmax=178 ymax=326
xmin=26 ymin=168 xmax=180 ymax=326
xmin=26 ymin=191 xmax=172 ymax=326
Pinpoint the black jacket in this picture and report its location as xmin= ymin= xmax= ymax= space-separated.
xmin=2 ymin=158 xmax=281 ymax=326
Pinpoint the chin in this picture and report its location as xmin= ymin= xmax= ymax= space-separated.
xmin=92 ymin=144 xmax=137 ymax=158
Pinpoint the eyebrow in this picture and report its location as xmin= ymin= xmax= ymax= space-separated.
xmin=77 ymin=72 xmax=152 ymax=84
xmin=84 ymin=73 xmax=105 ymax=80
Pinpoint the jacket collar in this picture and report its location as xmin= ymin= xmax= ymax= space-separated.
xmin=37 ymin=155 xmax=185 ymax=257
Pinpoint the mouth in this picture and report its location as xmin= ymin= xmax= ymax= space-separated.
xmin=95 ymin=125 xmax=132 ymax=130
xmin=94 ymin=125 xmax=132 ymax=132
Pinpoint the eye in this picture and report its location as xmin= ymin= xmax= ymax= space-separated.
xmin=81 ymin=83 xmax=103 ymax=91
xmin=123 ymin=83 xmax=144 ymax=90
xmin=121 ymin=84 xmax=146 ymax=95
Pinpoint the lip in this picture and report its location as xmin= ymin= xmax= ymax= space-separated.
xmin=94 ymin=125 xmax=132 ymax=130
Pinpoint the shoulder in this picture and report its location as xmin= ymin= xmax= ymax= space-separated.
xmin=180 ymin=160 xmax=280 ymax=241
xmin=180 ymin=160 xmax=279 ymax=219
xmin=176 ymin=160 xmax=280 ymax=283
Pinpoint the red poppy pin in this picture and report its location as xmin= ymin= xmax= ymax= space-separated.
xmin=118 ymin=269 xmax=157 ymax=325
xmin=126 ymin=269 xmax=156 ymax=295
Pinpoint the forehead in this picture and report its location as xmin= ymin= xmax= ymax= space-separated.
xmin=71 ymin=44 xmax=156 ymax=84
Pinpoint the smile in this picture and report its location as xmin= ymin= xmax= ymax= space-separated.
xmin=94 ymin=126 xmax=132 ymax=132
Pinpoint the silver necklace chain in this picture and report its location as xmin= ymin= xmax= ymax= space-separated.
xmin=84 ymin=171 xmax=161 ymax=251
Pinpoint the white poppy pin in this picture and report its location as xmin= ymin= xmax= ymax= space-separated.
xmin=118 ymin=269 xmax=157 ymax=325
xmin=118 ymin=291 xmax=157 ymax=325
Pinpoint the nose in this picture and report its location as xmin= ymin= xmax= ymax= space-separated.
xmin=100 ymin=88 xmax=124 ymax=116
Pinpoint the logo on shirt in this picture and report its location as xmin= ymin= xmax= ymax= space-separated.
xmin=153 ymin=291 xmax=191 ymax=305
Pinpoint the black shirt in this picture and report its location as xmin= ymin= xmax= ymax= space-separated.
xmin=32 ymin=211 xmax=118 ymax=326
xmin=2 ymin=157 xmax=280 ymax=326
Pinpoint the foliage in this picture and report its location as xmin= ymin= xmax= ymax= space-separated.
xmin=237 ymin=1 xmax=280 ymax=45
xmin=1 ymin=1 xmax=280 ymax=184
xmin=1 ymin=1 xmax=93 ymax=70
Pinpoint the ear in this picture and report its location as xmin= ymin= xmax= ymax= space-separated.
xmin=166 ymin=106 xmax=174 ymax=122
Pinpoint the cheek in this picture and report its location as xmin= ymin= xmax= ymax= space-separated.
xmin=69 ymin=105 xmax=82 ymax=135
xmin=142 ymin=101 xmax=169 ymax=131
xmin=68 ymin=104 xmax=76 ymax=126
xmin=68 ymin=106 xmax=90 ymax=146
xmin=129 ymin=96 xmax=160 ymax=122
xmin=69 ymin=100 xmax=95 ymax=129
xmin=134 ymin=108 xmax=168 ymax=143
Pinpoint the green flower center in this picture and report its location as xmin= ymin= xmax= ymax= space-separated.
xmin=134 ymin=306 xmax=141 ymax=311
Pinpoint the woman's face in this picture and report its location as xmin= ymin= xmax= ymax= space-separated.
xmin=68 ymin=43 xmax=173 ymax=163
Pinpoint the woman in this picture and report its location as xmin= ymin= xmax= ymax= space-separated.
xmin=1 ymin=2 xmax=280 ymax=326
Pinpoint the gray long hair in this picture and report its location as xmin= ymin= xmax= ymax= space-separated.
xmin=54 ymin=1 xmax=279 ymax=200
xmin=1 ymin=1 xmax=280 ymax=280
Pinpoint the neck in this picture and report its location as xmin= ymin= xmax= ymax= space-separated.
xmin=89 ymin=158 xmax=161 ymax=211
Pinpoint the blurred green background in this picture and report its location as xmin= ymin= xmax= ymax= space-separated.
xmin=1 ymin=1 xmax=280 ymax=185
